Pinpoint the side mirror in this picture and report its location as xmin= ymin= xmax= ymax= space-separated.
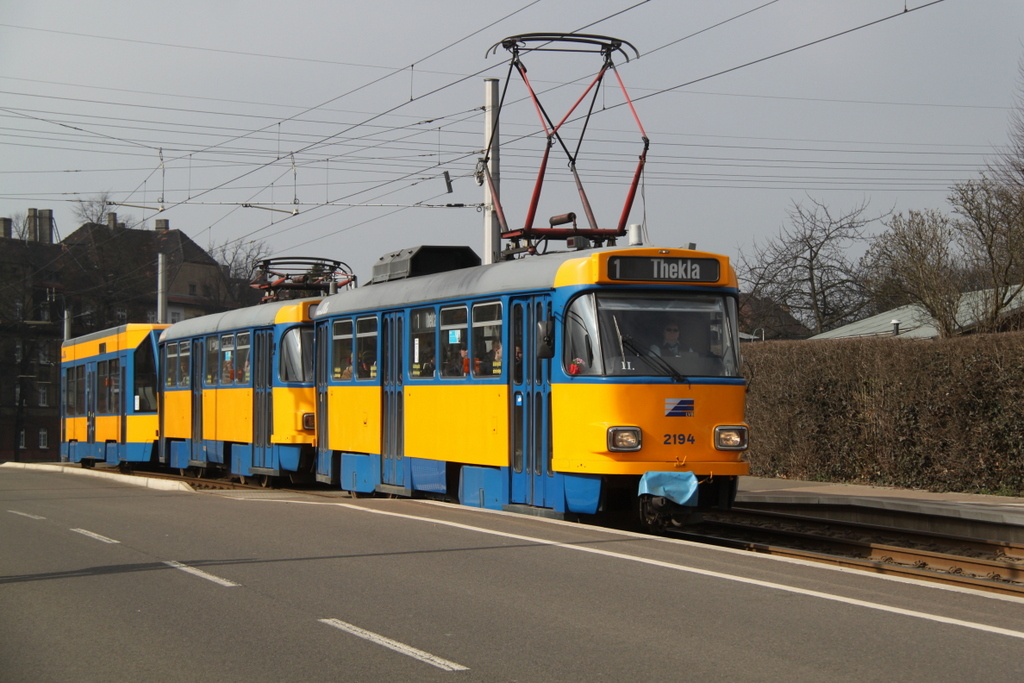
xmin=536 ymin=320 xmax=554 ymax=359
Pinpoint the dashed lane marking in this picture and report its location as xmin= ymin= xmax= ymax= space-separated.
xmin=162 ymin=560 xmax=240 ymax=587
xmin=319 ymin=618 xmax=468 ymax=671
xmin=7 ymin=510 xmax=45 ymax=520
xmin=70 ymin=528 xmax=120 ymax=544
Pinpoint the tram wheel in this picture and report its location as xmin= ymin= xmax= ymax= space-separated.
xmin=258 ymin=475 xmax=272 ymax=488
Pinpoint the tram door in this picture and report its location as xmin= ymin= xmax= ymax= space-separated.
xmin=380 ymin=312 xmax=405 ymax=487
xmin=509 ymin=296 xmax=553 ymax=507
xmin=252 ymin=329 xmax=274 ymax=469
xmin=189 ymin=339 xmax=204 ymax=463
xmin=85 ymin=361 xmax=97 ymax=448
xmin=314 ymin=321 xmax=332 ymax=482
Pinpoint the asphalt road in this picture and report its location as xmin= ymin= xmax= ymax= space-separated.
xmin=2 ymin=466 xmax=1023 ymax=682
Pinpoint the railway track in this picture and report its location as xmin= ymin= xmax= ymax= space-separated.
xmin=673 ymin=508 xmax=1024 ymax=597
xmin=115 ymin=466 xmax=1024 ymax=596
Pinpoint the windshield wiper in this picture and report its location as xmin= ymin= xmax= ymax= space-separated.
xmin=620 ymin=334 xmax=689 ymax=383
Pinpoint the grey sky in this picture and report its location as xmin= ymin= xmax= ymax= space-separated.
xmin=2 ymin=1 xmax=1022 ymax=281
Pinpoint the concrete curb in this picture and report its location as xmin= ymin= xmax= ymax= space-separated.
xmin=0 ymin=461 xmax=193 ymax=492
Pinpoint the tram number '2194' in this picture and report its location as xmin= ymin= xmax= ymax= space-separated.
xmin=664 ymin=433 xmax=696 ymax=445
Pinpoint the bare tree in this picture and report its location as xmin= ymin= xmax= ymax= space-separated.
xmin=862 ymin=209 xmax=968 ymax=337
xmin=206 ymin=238 xmax=271 ymax=306
xmin=739 ymin=198 xmax=878 ymax=335
xmin=948 ymin=176 xmax=1024 ymax=331
xmin=72 ymin=192 xmax=139 ymax=228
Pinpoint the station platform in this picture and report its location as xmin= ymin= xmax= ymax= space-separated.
xmin=737 ymin=476 xmax=1024 ymax=543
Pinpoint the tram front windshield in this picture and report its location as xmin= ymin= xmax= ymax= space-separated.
xmin=564 ymin=292 xmax=741 ymax=378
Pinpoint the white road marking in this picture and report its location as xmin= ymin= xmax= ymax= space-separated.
xmin=319 ymin=618 xmax=469 ymax=671
xmin=7 ymin=510 xmax=45 ymax=520
xmin=162 ymin=560 xmax=240 ymax=587
xmin=334 ymin=503 xmax=1024 ymax=643
xmin=70 ymin=528 xmax=120 ymax=544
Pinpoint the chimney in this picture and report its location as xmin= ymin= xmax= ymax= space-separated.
xmin=1 ymin=217 xmax=11 ymax=239
xmin=107 ymin=212 xmax=117 ymax=229
xmin=155 ymin=218 xmax=169 ymax=231
xmin=27 ymin=208 xmax=38 ymax=241
xmin=38 ymin=209 xmax=53 ymax=244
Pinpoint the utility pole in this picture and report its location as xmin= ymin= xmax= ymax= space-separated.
xmin=482 ymin=78 xmax=500 ymax=264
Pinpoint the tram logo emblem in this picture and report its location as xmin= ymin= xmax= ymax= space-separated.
xmin=665 ymin=399 xmax=694 ymax=417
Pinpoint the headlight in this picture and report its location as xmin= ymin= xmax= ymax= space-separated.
xmin=302 ymin=413 xmax=316 ymax=430
xmin=608 ymin=427 xmax=642 ymax=452
xmin=715 ymin=425 xmax=748 ymax=450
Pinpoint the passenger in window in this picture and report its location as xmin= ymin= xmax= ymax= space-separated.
xmin=420 ymin=352 xmax=435 ymax=377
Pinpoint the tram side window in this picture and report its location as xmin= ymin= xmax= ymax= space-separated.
xmin=409 ymin=308 xmax=436 ymax=378
xmin=332 ymin=320 xmax=353 ymax=380
xmin=220 ymin=333 xmax=235 ymax=383
xmin=64 ymin=366 xmax=80 ymax=416
xmin=471 ymin=302 xmax=502 ymax=377
xmin=97 ymin=360 xmax=109 ymax=413
xmin=75 ymin=364 xmax=85 ymax=414
xmin=564 ymin=294 xmax=601 ymax=376
xmin=164 ymin=343 xmax=178 ymax=388
xmin=355 ymin=317 xmax=377 ymax=380
xmin=440 ymin=306 xmax=468 ymax=377
xmin=95 ymin=359 xmax=120 ymax=414
xmin=205 ymin=336 xmax=219 ymax=385
xmin=235 ymin=332 xmax=250 ymax=385
xmin=280 ymin=326 xmax=314 ymax=383
xmin=178 ymin=344 xmax=190 ymax=388
xmin=134 ymin=338 xmax=157 ymax=413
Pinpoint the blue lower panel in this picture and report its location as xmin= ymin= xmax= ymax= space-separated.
xmin=341 ymin=453 xmax=380 ymax=493
xmin=170 ymin=441 xmax=190 ymax=470
xmin=231 ymin=444 xmax=253 ymax=477
xmin=278 ymin=444 xmax=301 ymax=472
xmin=563 ymin=473 xmax=602 ymax=515
xmin=409 ymin=458 xmax=446 ymax=494
xmin=460 ymin=466 xmax=504 ymax=510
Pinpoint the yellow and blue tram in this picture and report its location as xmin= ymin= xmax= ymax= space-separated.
xmin=60 ymin=323 xmax=167 ymax=466
xmin=158 ymin=298 xmax=320 ymax=483
xmin=61 ymin=244 xmax=749 ymax=526
xmin=313 ymin=244 xmax=748 ymax=525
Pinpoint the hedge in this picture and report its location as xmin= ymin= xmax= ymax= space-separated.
xmin=742 ymin=332 xmax=1024 ymax=495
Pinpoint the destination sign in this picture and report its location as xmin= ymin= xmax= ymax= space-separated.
xmin=607 ymin=256 xmax=720 ymax=283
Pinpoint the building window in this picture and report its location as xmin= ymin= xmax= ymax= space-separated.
xmin=171 ymin=311 xmax=182 ymax=323
xmin=14 ymin=301 xmax=23 ymax=320
xmin=38 ymin=344 xmax=51 ymax=365
xmin=39 ymin=303 xmax=50 ymax=321
xmin=18 ymin=430 xmax=25 ymax=450
xmin=15 ymin=340 xmax=22 ymax=363
xmin=188 ymin=283 xmax=197 ymax=296
xmin=116 ymin=307 xmax=127 ymax=323
xmin=146 ymin=310 xmax=157 ymax=323
xmin=38 ymin=428 xmax=48 ymax=449
xmin=38 ymin=385 xmax=49 ymax=407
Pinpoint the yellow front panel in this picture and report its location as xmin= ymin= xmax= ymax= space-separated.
xmin=326 ymin=385 xmax=381 ymax=454
xmin=551 ymin=382 xmax=748 ymax=476
xmin=405 ymin=385 xmax=508 ymax=466
xmin=162 ymin=390 xmax=192 ymax=439
xmin=272 ymin=386 xmax=315 ymax=445
xmin=126 ymin=414 xmax=160 ymax=443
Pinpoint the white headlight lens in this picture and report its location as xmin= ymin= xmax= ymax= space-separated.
xmin=715 ymin=426 xmax=748 ymax=450
xmin=608 ymin=427 xmax=642 ymax=452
